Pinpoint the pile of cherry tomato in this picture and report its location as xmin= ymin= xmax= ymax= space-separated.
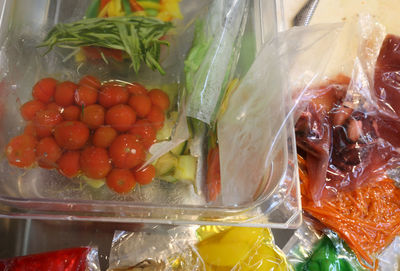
xmin=6 ymin=75 xmax=170 ymax=194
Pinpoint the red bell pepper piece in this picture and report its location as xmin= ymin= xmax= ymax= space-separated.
xmin=206 ymin=146 xmax=221 ymax=201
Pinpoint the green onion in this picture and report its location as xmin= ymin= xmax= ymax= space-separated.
xmin=38 ymin=16 xmax=173 ymax=75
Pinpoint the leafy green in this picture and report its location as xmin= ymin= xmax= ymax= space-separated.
xmin=38 ymin=16 xmax=173 ymax=74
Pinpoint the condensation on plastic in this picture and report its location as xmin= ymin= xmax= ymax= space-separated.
xmin=217 ymin=22 xmax=341 ymax=206
xmin=378 ymin=236 xmax=400 ymax=271
xmin=185 ymin=0 xmax=249 ymax=125
xmin=108 ymin=226 xmax=291 ymax=271
xmin=293 ymin=15 xmax=400 ymax=203
xmin=283 ymin=222 xmax=367 ymax=271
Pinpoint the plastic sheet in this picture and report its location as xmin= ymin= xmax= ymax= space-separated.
xmin=378 ymin=236 xmax=400 ymax=271
xmin=0 ymin=247 xmax=100 ymax=271
xmin=108 ymin=226 xmax=291 ymax=271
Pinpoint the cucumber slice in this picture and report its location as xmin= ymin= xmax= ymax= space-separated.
xmin=154 ymin=152 xmax=178 ymax=176
xmin=171 ymin=141 xmax=187 ymax=155
xmin=158 ymin=175 xmax=178 ymax=183
xmin=174 ymin=155 xmax=197 ymax=182
xmin=82 ymin=175 xmax=105 ymax=189
xmin=156 ymin=111 xmax=179 ymax=141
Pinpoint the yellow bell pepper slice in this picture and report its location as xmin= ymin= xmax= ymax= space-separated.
xmin=137 ymin=1 xmax=161 ymax=10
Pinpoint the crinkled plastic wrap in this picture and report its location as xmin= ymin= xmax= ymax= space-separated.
xmin=0 ymin=247 xmax=100 ymax=271
xmin=108 ymin=226 xmax=291 ymax=271
xmin=283 ymin=222 xmax=367 ymax=271
xmin=378 ymin=236 xmax=400 ymax=271
xmin=293 ymin=15 xmax=400 ymax=203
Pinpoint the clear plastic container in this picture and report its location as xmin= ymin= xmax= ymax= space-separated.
xmin=0 ymin=0 xmax=301 ymax=228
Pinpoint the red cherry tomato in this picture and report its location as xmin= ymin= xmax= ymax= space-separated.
xmin=74 ymin=85 xmax=98 ymax=106
xmin=36 ymin=136 xmax=62 ymax=169
xmin=24 ymin=123 xmax=37 ymax=137
xmin=54 ymin=121 xmax=89 ymax=150
xmin=148 ymin=89 xmax=170 ymax=111
xmin=54 ymin=81 xmax=78 ymax=106
xmin=147 ymin=105 xmax=165 ymax=130
xmin=92 ymin=126 xmax=117 ymax=148
xmin=62 ymin=105 xmax=81 ymax=121
xmin=20 ymin=100 xmax=46 ymax=121
xmin=33 ymin=109 xmax=63 ymax=138
xmin=128 ymin=94 xmax=152 ymax=118
xmin=80 ymin=104 xmax=105 ymax=129
xmin=105 ymin=104 xmax=136 ymax=132
xmin=6 ymin=134 xmax=37 ymax=168
xmin=79 ymin=75 xmax=101 ymax=89
xmin=32 ymin=77 xmax=58 ymax=103
xmin=128 ymin=119 xmax=156 ymax=149
xmin=109 ymin=134 xmax=145 ymax=169
xmin=98 ymin=85 xmax=129 ymax=108
xmin=46 ymin=102 xmax=63 ymax=113
xmin=80 ymin=146 xmax=111 ymax=179
xmin=106 ymin=168 xmax=136 ymax=194
xmin=134 ymin=164 xmax=155 ymax=185
xmin=57 ymin=151 xmax=80 ymax=178
xmin=126 ymin=83 xmax=147 ymax=95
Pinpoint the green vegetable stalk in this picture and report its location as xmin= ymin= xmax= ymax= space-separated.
xmin=38 ymin=16 xmax=173 ymax=74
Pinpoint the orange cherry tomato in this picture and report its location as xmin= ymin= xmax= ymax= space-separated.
xmin=33 ymin=109 xmax=63 ymax=138
xmin=32 ymin=77 xmax=58 ymax=103
xmin=106 ymin=168 xmax=136 ymax=194
xmin=98 ymin=85 xmax=129 ymax=108
xmin=105 ymin=104 xmax=136 ymax=132
xmin=62 ymin=105 xmax=81 ymax=121
xmin=6 ymin=134 xmax=37 ymax=168
xmin=80 ymin=104 xmax=105 ymax=129
xmin=36 ymin=136 xmax=62 ymax=169
xmin=128 ymin=119 xmax=156 ymax=149
xmin=57 ymin=151 xmax=80 ymax=178
xmin=148 ymin=89 xmax=170 ymax=111
xmin=46 ymin=102 xmax=63 ymax=113
xmin=147 ymin=105 xmax=165 ymax=130
xmin=109 ymin=134 xmax=145 ymax=169
xmin=92 ymin=126 xmax=117 ymax=148
xmin=79 ymin=75 xmax=101 ymax=89
xmin=54 ymin=121 xmax=89 ymax=150
xmin=54 ymin=81 xmax=78 ymax=106
xmin=126 ymin=83 xmax=147 ymax=96
xmin=74 ymin=85 xmax=98 ymax=106
xmin=80 ymin=146 xmax=111 ymax=179
xmin=134 ymin=164 xmax=155 ymax=185
xmin=128 ymin=94 xmax=151 ymax=118
xmin=20 ymin=100 xmax=46 ymax=121
xmin=24 ymin=123 xmax=37 ymax=137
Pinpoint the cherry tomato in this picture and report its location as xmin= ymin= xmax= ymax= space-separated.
xmin=126 ymin=83 xmax=147 ymax=96
xmin=92 ymin=126 xmax=117 ymax=148
xmin=79 ymin=75 xmax=101 ymax=89
xmin=98 ymin=85 xmax=129 ymax=108
xmin=147 ymin=105 xmax=165 ymax=130
xmin=36 ymin=136 xmax=62 ymax=169
xmin=109 ymin=134 xmax=145 ymax=169
xmin=46 ymin=102 xmax=63 ymax=113
xmin=24 ymin=123 xmax=37 ymax=137
xmin=20 ymin=100 xmax=46 ymax=121
xmin=54 ymin=81 xmax=78 ymax=106
xmin=62 ymin=105 xmax=81 ymax=121
xmin=128 ymin=94 xmax=151 ymax=118
xmin=128 ymin=119 xmax=156 ymax=149
xmin=80 ymin=146 xmax=111 ymax=179
xmin=148 ymin=89 xmax=170 ymax=111
xmin=6 ymin=134 xmax=37 ymax=168
xmin=105 ymin=104 xmax=136 ymax=132
xmin=80 ymin=104 xmax=105 ymax=129
xmin=57 ymin=151 xmax=80 ymax=178
xmin=106 ymin=168 xmax=136 ymax=194
xmin=74 ymin=85 xmax=98 ymax=106
xmin=54 ymin=121 xmax=89 ymax=150
xmin=32 ymin=77 xmax=57 ymax=103
xmin=33 ymin=109 xmax=63 ymax=138
xmin=134 ymin=164 xmax=155 ymax=185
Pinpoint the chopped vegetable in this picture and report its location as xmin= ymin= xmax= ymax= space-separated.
xmin=38 ymin=16 xmax=173 ymax=74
